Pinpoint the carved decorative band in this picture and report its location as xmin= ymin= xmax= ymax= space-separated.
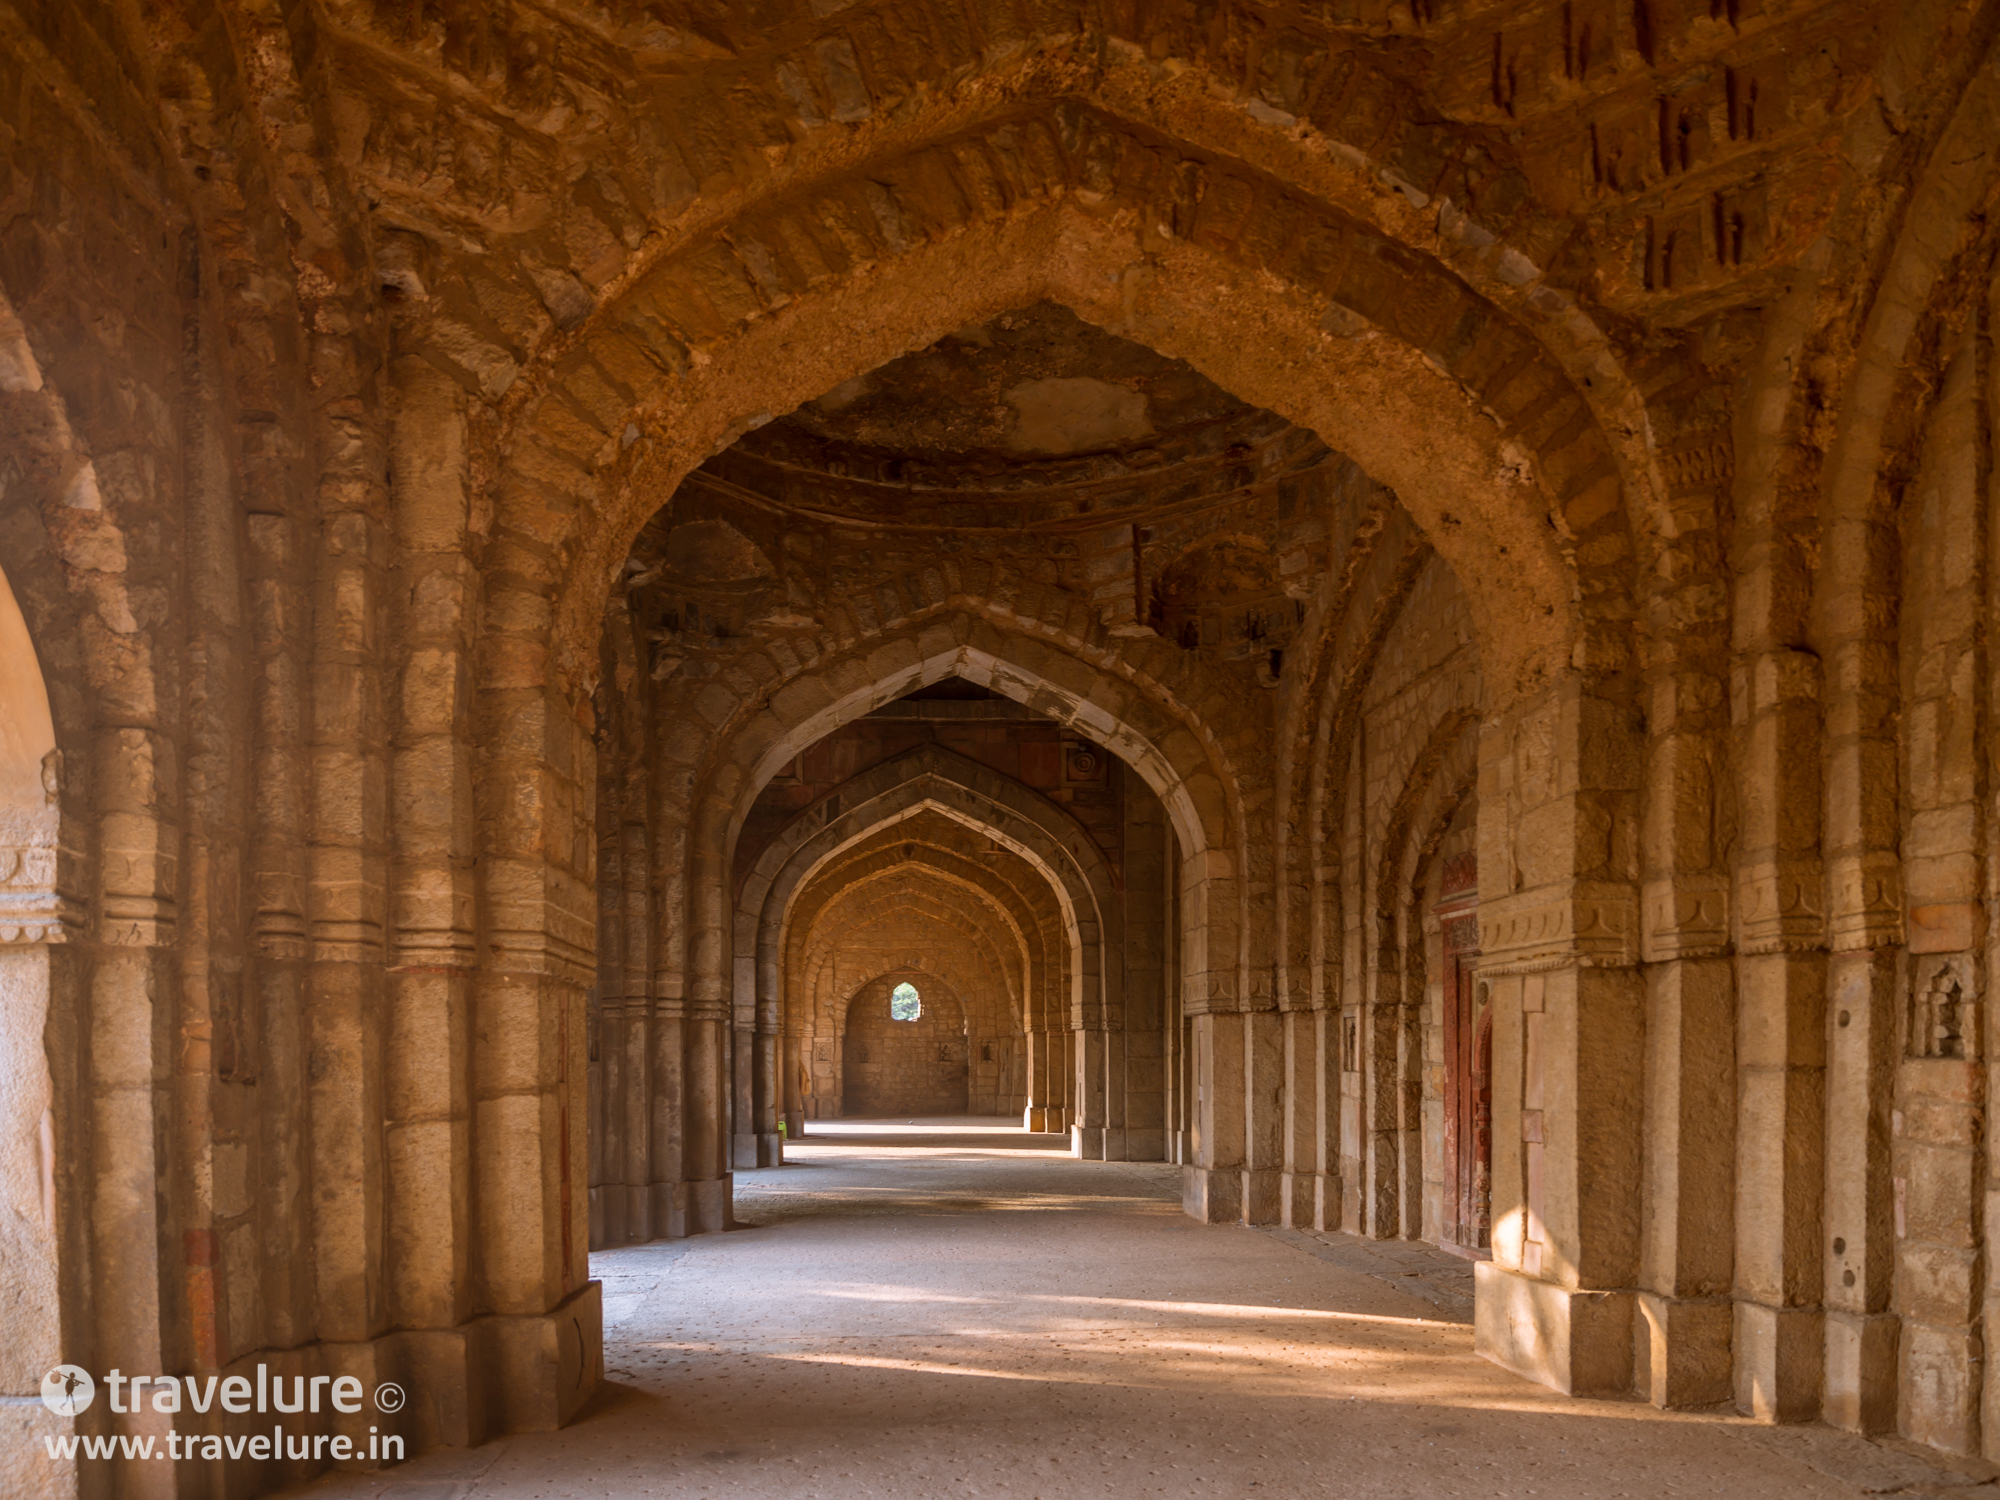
xmin=0 ymin=918 xmax=69 ymax=944
xmin=1478 ymin=886 xmax=1637 ymax=973
xmin=0 ymin=871 xmax=78 ymax=943
xmin=1640 ymin=878 xmax=1729 ymax=962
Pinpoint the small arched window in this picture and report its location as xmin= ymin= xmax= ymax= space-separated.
xmin=889 ymin=982 xmax=921 ymax=1022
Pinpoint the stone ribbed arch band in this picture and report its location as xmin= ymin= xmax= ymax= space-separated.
xmin=739 ymin=744 xmax=1118 ymax=1031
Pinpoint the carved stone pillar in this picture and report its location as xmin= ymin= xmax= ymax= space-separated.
xmin=1472 ymin=682 xmax=1644 ymax=1397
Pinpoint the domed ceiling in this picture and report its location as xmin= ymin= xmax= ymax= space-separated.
xmin=688 ymin=301 xmax=1326 ymax=527
xmin=624 ymin=299 xmax=1354 ymax=686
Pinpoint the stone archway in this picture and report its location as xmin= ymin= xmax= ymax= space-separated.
xmin=780 ymin=817 xmax=1055 ymax=1137
xmin=736 ymin=743 xmax=1126 ymax=1152
xmin=440 ymin=72 xmax=1646 ymax=1425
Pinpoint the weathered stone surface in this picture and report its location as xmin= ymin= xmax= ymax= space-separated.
xmin=1 ymin=5 xmax=1998 ymax=1494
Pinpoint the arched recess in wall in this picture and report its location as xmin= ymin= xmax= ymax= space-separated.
xmin=841 ymin=972 xmax=970 ymax=1117
xmin=0 ymin=557 xmax=63 ymax=1403
xmin=784 ymin=829 xmax=1043 ymax=1036
xmin=0 ymin=285 xmax=108 ymax=1459
xmin=1293 ymin=508 xmax=1438 ymax=1006
xmin=1374 ymin=711 xmax=1482 ymax=1243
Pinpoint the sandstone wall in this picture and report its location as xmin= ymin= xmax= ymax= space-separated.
xmin=5 ymin=4 xmax=2000 ymax=1496
xmin=841 ymin=978 xmax=971 ymax=1118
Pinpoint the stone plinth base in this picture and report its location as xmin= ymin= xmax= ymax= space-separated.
xmin=589 ymin=1175 xmax=736 ymax=1249
xmin=592 ymin=1182 xmax=675 ymax=1247
xmin=1242 ymin=1169 xmax=1281 ymax=1225
xmin=1183 ymin=1164 xmax=1240 ymax=1222
xmin=1475 ymin=1262 xmax=1634 ymax=1395
xmin=1634 ymin=1292 xmax=1732 ymax=1407
xmin=1280 ymin=1172 xmax=1341 ymax=1231
xmin=1024 ymin=1106 xmax=1066 ymax=1133
xmin=1179 ymin=1166 xmax=1282 ymax=1224
xmin=1824 ymin=1308 xmax=1898 ymax=1433
xmin=757 ymin=1131 xmax=784 ymax=1166
xmin=1734 ymin=1300 xmax=1823 ymax=1422
xmin=689 ymin=1174 xmax=733 ymax=1233
xmin=650 ymin=1181 xmax=688 ymax=1240
xmin=175 ymin=1280 xmax=605 ymax=1496
xmin=1071 ymin=1127 xmax=1168 ymax=1161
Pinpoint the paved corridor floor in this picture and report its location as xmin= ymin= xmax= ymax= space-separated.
xmin=296 ymin=1120 xmax=1995 ymax=1499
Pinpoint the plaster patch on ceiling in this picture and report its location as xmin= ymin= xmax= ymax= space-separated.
xmin=1003 ymin=377 xmax=1152 ymax=454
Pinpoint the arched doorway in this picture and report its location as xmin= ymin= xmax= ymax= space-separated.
xmin=841 ymin=976 xmax=969 ymax=1117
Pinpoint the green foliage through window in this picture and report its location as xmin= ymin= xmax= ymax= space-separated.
xmin=890 ymin=982 xmax=921 ymax=1021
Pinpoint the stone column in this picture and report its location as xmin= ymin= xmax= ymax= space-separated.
xmin=0 ymin=805 xmax=84 ymax=1487
xmin=683 ymin=1012 xmax=731 ymax=1231
xmin=648 ymin=1008 xmax=687 ymax=1236
xmin=1731 ymin=647 xmax=1828 ymax=1422
xmin=1183 ymin=1012 xmax=1245 ymax=1221
xmin=1180 ymin=829 xmax=1265 ymax=1221
xmin=245 ymin=506 xmax=315 ymax=1356
xmin=1071 ymin=1024 xmax=1110 ymax=1159
xmin=472 ymin=622 xmax=602 ymax=1425
xmin=730 ymin=1015 xmax=756 ymax=1170
xmin=753 ymin=1026 xmax=782 ymax=1165
xmin=94 ymin=725 xmax=183 ymax=1490
xmin=1243 ymin=1007 xmax=1285 ymax=1225
xmin=1635 ymin=668 xmax=1736 ymax=1407
xmin=1023 ymin=1025 xmax=1058 ymax=1132
xmin=1278 ymin=1006 xmax=1315 ymax=1228
xmin=1123 ymin=779 xmax=1169 ymax=1161
xmin=782 ymin=1027 xmax=806 ymax=1140
xmin=385 ymin=358 xmax=476 ymax=1383
xmin=1473 ymin=681 xmax=1644 ymax=1397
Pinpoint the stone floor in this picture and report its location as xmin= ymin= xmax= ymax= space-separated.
xmin=290 ymin=1119 xmax=1998 ymax=1499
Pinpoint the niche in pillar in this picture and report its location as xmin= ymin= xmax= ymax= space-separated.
xmin=1908 ymin=955 xmax=1974 ymax=1060
xmin=842 ymin=977 xmax=969 ymax=1116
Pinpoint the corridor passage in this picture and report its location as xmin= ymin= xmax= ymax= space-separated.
xmin=293 ymin=1127 xmax=1953 ymax=1500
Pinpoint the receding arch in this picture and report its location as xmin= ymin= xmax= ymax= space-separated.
xmin=782 ymin=825 xmax=1061 ymax=1131
xmin=790 ymin=851 xmax=1037 ymax=1026
xmin=775 ymin=798 xmax=1086 ymax=1007
xmin=738 ymin=742 xmax=1121 ymax=1017
xmin=468 ymin=94 xmax=1658 ymax=717
xmin=678 ymin=626 xmax=1246 ymax=1025
xmin=528 ymin=193 xmax=1592 ymax=707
